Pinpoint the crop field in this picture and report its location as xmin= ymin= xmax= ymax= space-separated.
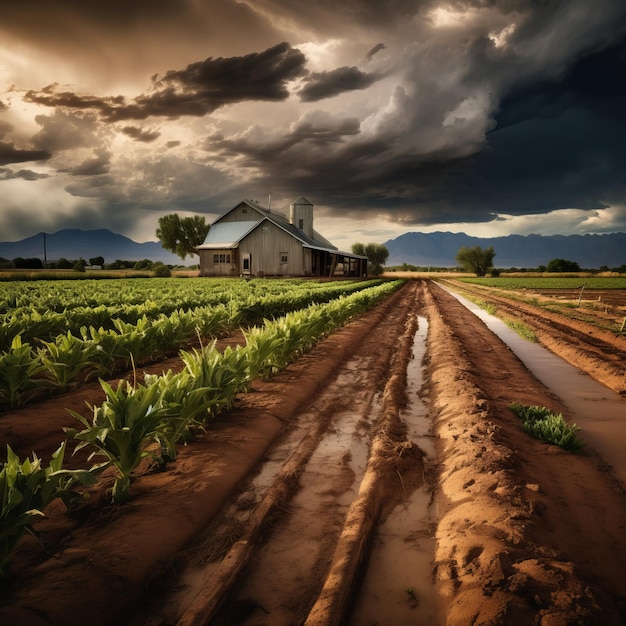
xmin=1 ymin=277 xmax=626 ymax=625
xmin=455 ymin=275 xmax=626 ymax=336
xmin=0 ymin=277 xmax=394 ymax=411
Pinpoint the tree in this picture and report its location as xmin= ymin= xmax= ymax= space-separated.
xmin=352 ymin=242 xmax=389 ymax=276
xmin=156 ymin=214 xmax=210 ymax=261
xmin=351 ymin=242 xmax=366 ymax=256
xmin=89 ymin=256 xmax=105 ymax=268
xmin=546 ymin=258 xmax=580 ymax=273
xmin=456 ymin=246 xmax=495 ymax=276
xmin=133 ymin=259 xmax=153 ymax=270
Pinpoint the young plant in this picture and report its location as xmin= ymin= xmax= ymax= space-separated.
xmin=37 ymin=331 xmax=100 ymax=389
xmin=0 ymin=442 xmax=96 ymax=576
xmin=0 ymin=336 xmax=48 ymax=410
xmin=65 ymin=379 xmax=169 ymax=504
xmin=144 ymin=369 xmax=213 ymax=462
xmin=510 ymin=403 xmax=585 ymax=453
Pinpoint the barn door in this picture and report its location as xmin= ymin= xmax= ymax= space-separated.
xmin=242 ymin=253 xmax=251 ymax=275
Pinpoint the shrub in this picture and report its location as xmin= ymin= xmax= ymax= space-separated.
xmin=510 ymin=403 xmax=584 ymax=453
xmin=152 ymin=263 xmax=171 ymax=278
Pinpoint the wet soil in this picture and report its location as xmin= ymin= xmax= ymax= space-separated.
xmin=0 ymin=280 xmax=625 ymax=625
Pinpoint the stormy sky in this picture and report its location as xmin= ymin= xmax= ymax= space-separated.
xmin=1 ymin=0 xmax=625 ymax=247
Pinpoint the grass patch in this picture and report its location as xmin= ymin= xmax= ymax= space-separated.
xmin=503 ymin=318 xmax=537 ymax=342
xmin=458 ymin=276 xmax=626 ymax=289
xmin=510 ymin=403 xmax=585 ymax=453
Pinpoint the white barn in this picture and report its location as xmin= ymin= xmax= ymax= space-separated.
xmin=196 ymin=197 xmax=367 ymax=278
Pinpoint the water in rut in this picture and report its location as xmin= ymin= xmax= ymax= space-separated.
xmin=443 ymin=286 xmax=626 ymax=487
xmin=350 ymin=316 xmax=441 ymax=625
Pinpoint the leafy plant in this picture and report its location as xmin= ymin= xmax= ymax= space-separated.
xmin=0 ymin=336 xmax=48 ymax=410
xmin=0 ymin=442 xmax=96 ymax=576
xmin=66 ymin=379 xmax=169 ymax=504
xmin=37 ymin=331 xmax=100 ymax=389
xmin=144 ymin=369 xmax=213 ymax=462
xmin=510 ymin=403 xmax=585 ymax=453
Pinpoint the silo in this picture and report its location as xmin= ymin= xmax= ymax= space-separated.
xmin=289 ymin=196 xmax=314 ymax=238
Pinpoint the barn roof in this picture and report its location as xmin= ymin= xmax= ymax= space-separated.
xmin=197 ymin=199 xmax=340 ymax=252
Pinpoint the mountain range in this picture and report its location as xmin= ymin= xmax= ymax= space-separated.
xmin=383 ymin=231 xmax=626 ymax=269
xmin=0 ymin=229 xmax=185 ymax=266
xmin=0 ymin=228 xmax=624 ymax=270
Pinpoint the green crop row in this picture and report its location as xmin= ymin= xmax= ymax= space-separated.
xmin=0 ymin=279 xmax=404 ymax=573
xmin=0 ymin=277 xmax=374 ymax=315
xmin=0 ymin=281 xmax=389 ymax=410
xmin=0 ymin=278 xmax=380 ymax=348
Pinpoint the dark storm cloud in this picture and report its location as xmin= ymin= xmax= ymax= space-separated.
xmin=206 ymin=22 xmax=626 ymax=227
xmin=213 ymin=113 xmax=361 ymax=163
xmin=366 ymin=44 xmax=387 ymax=60
xmin=121 ymin=126 xmax=161 ymax=142
xmin=62 ymin=149 xmax=111 ymax=176
xmin=298 ymin=67 xmax=382 ymax=102
xmin=24 ymin=43 xmax=307 ymax=122
xmin=0 ymin=141 xmax=52 ymax=166
xmin=0 ymin=168 xmax=50 ymax=181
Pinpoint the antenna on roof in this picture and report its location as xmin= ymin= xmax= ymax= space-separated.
xmin=268 ymin=193 xmax=271 ymax=212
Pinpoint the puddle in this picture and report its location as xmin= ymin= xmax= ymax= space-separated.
xmin=350 ymin=316 xmax=442 ymax=625
xmin=214 ymin=381 xmax=384 ymax=624
xmin=440 ymin=285 xmax=626 ymax=487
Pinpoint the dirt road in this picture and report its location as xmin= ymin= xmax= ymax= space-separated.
xmin=0 ymin=280 xmax=625 ymax=625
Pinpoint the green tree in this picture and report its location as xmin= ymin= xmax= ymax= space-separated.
xmin=133 ymin=259 xmax=153 ymax=270
xmin=351 ymin=242 xmax=366 ymax=256
xmin=156 ymin=214 xmax=210 ymax=261
xmin=546 ymin=258 xmax=581 ymax=273
xmin=455 ymin=246 xmax=495 ymax=276
xmin=89 ymin=256 xmax=105 ymax=267
xmin=351 ymin=242 xmax=389 ymax=276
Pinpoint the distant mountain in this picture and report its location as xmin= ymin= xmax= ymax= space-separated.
xmin=383 ymin=232 xmax=626 ymax=269
xmin=0 ymin=229 xmax=187 ymax=266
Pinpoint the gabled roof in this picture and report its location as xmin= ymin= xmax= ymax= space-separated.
xmin=198 ymin=199 xmax=340 ymax=253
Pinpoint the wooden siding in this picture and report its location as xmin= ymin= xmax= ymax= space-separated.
xmin=219 ymin=203 xmax=255 ymax=223
xmin=239 ymin=222 xmax=305 ymax=276
xmin=198 ymin=248 xmax=237 ymax=277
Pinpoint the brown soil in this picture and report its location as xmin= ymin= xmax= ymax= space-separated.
xmin=0 ymin=280 xmax=625 ymax=625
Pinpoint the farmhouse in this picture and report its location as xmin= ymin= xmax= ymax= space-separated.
xmin=196 ymin=197 xmax=368 ymax=277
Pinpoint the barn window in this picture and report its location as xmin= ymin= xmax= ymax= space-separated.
xmin=241 ymin=208 xmax=247 ymax=214
xmin=213 ymin=254 xmax=231 ymax=264
xmin=280 ymin=253 xmax=288 ymax=264
xmin=298 ymin=218 xmax=304 ymax=230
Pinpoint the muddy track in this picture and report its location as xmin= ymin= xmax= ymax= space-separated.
xmin=439 ymin=278 xmax=626 ymax=394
